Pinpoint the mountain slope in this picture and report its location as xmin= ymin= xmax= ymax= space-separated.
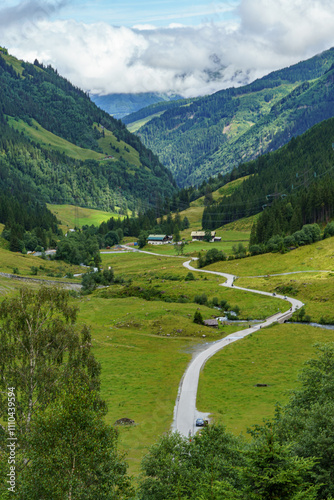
xmin=128 ymin=47 xmax=334 ymax=187
xmin=202 ymin=115 xmax=334 ymax=235
xmin=0 ymin=47 xmax=176 ymax=213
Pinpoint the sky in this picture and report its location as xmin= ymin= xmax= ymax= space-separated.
xmin=1 ymin=0 xmax=334 ymax=97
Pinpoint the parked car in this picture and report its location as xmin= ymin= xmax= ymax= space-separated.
xmin=196 ymin=418 xmax=205 ymax=427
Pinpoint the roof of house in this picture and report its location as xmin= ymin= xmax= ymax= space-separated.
xmin=147 ymin=234 xmax=167 ymax=241
xmin=203 ymin=319 xmax=219 ymax=327
xmin=191 ymin=231 xmax=216 ymax=237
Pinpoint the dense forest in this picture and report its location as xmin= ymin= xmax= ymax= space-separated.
xmin=130 ymin=46 xmax=334 ymax=187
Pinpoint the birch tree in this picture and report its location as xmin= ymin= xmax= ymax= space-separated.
xmin=0 ymin=286 xmax=101 ymax=439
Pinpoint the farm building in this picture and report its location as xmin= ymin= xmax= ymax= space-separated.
xmin=147 ymin=234 xmax=171 ymax=245
xmin=203 ymin=319 xmax=219 ymax=328
xmin=191 ymin=231 xmax=216 ymax=242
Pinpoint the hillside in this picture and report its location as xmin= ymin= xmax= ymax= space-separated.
xmin=202 ymin=116 xmax=334 ymax=241
xmin=126 ymin=46 xmax=334 ymax=187
xmin=0 ymin=47 xmax=176 ymax=214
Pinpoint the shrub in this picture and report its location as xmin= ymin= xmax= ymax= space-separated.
xmin=194 ymin=293 xmax=208 ymax=305
xmin=324 ymin=221 xmax=334 ymax=239
xmin=220 ymin=299 xmax=230 ymax=310
xmin=185 ymin=272 xmax=195 ymax=281
xmin=249 ymin=244 xmax=263 ymax=256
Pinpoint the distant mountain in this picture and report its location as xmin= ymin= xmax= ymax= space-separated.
xmin=0 ymin=47 xmax=176 ymax=213
xmin=91 ymin=92 xmax=182 ymax=119
xmin=125 ymin=47 xmax=334 ymax=187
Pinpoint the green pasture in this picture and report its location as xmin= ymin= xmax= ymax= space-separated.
xmin=0 ymin=235 xmax=332 ymax=476
xmin=222 ymin=214 xmax=260 ymax=232
xmin=190 ymin=176 xmax=251 ymax=208
xmin=7 ymin=117 xmax=103 ymax=161
xmin=126 ymin=112 xmax=165 ymax=133
xmin=77 ymin=294 xmax=246 ymax=473
xmin=202 ymin=237 xmax=334 ymax=323
xmin=100 ymin=251 xmax=288 ymax=320
xmin=7 ymin=116 xmax=143 ymax=167
xmin=1 ymin=49 xmax=25 ymax=75
xmin=197 ymin=322 xmax=334 ymax=436
xmin=0 ymin=247 xmax=82 ymax=278
xmin=205 ymin=237 xmax=334 ymax=277
xmin=95 ymin=123 xmax=141 ymax=167
xmin=237 ymin=272 xmax=334 ymax=324
xmin=142 ymin=232 xmax=250 ymax=256
xmin=177 ymin=175 xmax=255 ymax=238
xmin=48 ymin=203 xmax=121 ymax=231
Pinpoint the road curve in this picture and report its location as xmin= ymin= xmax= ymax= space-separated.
xmin=172 ymin=259 xmax=304 ymax=437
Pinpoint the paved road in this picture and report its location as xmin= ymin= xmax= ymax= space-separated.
xmin=172 ymin=259 xmax=304 ymax=437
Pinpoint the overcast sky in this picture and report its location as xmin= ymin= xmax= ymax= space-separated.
xmin=1 ymin=0 xmax=334 ymax=97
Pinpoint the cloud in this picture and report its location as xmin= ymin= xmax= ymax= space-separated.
xmin=1 ymin=0 xmax=334 ymax=97
xmin=0 ymin=1 xmax=67 ymax=28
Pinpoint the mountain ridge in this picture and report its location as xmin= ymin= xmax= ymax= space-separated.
xmin=125 ymin=46 xmax=334 ymax=187
xmin=0 ymin=47 xmax=176 ymax=213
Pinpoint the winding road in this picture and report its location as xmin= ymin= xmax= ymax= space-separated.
xmin=92 ymin=244 xmax=316 ymax=436
xmin=172 ymin=259 xmax=304 ymax=437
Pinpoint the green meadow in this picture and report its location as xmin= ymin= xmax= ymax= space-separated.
xmin=126 ymin=112 xmax=165 ymax=133
xmin=77 ymin=295 xmax=247 ymax=472
xmin=48 ymin=204 xmax=124 ymax=231
xmin=0 ymin=247 xmax=82 ymax=279
xmin=202 ymin=238 xmax=334 ymax=323
xmin=142 ymin=232 xmax=251 ymax=256
xmin=7 ymin=117 xmax=103 ymax=161
xmin=0 ymin=220 xmax=333 ymax=476
xmin=6 ymin=117 xmax=141 ymax=167
xmin=197 ymin=322 xmax=334 ymax=436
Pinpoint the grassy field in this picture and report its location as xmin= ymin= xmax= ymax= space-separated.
xmin=142 ymin=232 xmax=251 ymax=257
xmin=197 ymin=322 xmax=334 ymax=436
xmin=7 ymin=117 xmax=104 ymax=161
xmin=48 ymin=204 xmax=121 ymax=231
xmin=77 ymin=295 xmax=246 ymax=472
xmin=0 ymin=247 xmax=82 ymax=278
xmin=0 ymin=233 xmax=333 ymax=476
xmin=126 ymin=112 xmax=165 ymax=133
xmin=202 ymin=238 xmax=334 ymax=323
xmin=6 ymin=117 xmax=142 ymax=167
xmin=95 ymin=123 xmax=141 ymax=168
xmin=205 ymin=238 xmax=334 ymax=276
xmin=87 ymin=246 xmax=333 ymax=471
xmin=176 ymin=176 xmax=254 ymax=239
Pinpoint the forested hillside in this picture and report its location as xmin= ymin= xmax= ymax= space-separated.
xmin=202 ymin=116 xmax=334 ymax=243
xmin=0 ymin=47 xmax=176 ymax=214
xmin=129 ymin=46 xmax=334 ymax=187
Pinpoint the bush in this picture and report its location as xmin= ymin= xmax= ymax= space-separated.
xmin=211 ymin=297 xmax=219 ymax=307
xmin=324 ymin=221 xmax=334 ymax=239
xmin=30 ymin=266 xmax=38 ymax=276
xmin=198 ymin=248 xmax=227 ymax=268
xmin=220 ymin=299 xmax=230 ymax=310
xmin=194 ymin=293 xmax=208 ymax=305
xmin=185 ymin=272 xmax=195 ymax=281
xmin=81 ymin=267 xmax=114 ymax=293
xmin=249 ymin=244 xmax=263 ymax=256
